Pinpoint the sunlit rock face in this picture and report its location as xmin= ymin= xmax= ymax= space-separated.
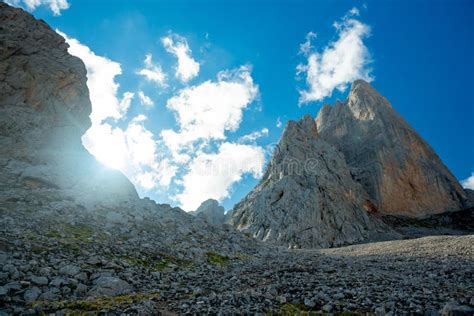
xmin=316 ymin=80 xmax=468 ymax=217
xmin=0 ymin=3 xmax=137 ymax=206
xmin=232 ymin=115 xmax=394 ymax=249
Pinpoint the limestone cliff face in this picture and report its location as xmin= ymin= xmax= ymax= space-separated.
xmin=231 ymin=115 xmax=392 ymax=249
xmin=0 ymin=3 xmax=137 ymax=206
xmin=0 ymin=3 xmax=90 ymax=154
xmin=316 ymin=80 xmax=467 ymax=217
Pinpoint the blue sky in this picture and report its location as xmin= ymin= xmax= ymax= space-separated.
xmin=6 ymin=0 xmax=473 ymax=211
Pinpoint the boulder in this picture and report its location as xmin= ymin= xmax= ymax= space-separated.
xmin=88 ymin=276 xmax=133 ymax=297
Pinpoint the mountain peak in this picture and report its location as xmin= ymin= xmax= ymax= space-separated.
xmin=283 ymin=114 xmax=318 ymax=142
xmin=191 ymin=199 xmax=226 ymax=225
xmin=316 ymin=80 xmax=467 ymax=217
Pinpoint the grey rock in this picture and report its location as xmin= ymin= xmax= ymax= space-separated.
xmin=322 ymin=304 xmax=333 ymax=312
xmin=88 ymin=276 xmax=133 ymax=296
xmin=304 ymin=297 xmax=316 ymax=308
xmin=276 ymin=296 xmax=286 ymax=304
xmin=38 ymin=267 xmax=52 ymax=276
xmin=75 ymin=283 xmax=88 ymax=295
xmin=75 ymin=272 xmax=88 ymax=282
xmin=0 ymin=2 xmax=138 ymax=209
xmin=232 ymin=115 xmax=391 ymax=248
xmin=316 ymin=80 xmax=467 ymax=217
xmin=58 ymin=265 xmax=80 ymax=277
xmin=5 ymin=282 xmax=22 ymax=291
xmin=50 ymin=277 xmax=67 ymax=287
xmin=2 ymin=264 xmax=16 ymax=274
xmin=191 ymin=199 xmax=226 ymax=226
xmin=24 ymin=287 xmax=41 ymax=303
xmin=38 ymin=290 xmax=60 ymax=301
xmin=0 ymin=272 xmax=8 ymax=281
xmin=30 ymin=275 xmax=48 ymax=286
xmin=441 ymin=302 xmax=474 ymax=316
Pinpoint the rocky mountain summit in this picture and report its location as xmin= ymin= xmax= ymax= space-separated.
xmin=232 ymin=79 xmax=472 ymax=248
xmin=190 ymin=199 xmax=227 ymax=226
xmin=0 ymin=3 xmax=473 ymax=315
xmin=316 ymin=80 xmax=469 ymax=217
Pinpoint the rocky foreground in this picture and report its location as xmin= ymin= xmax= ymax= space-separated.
xmin=1 ymin=201 xmax=473 ymax=315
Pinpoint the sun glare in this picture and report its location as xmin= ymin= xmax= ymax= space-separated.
xmin=94 ymin=138 xmax=127 ymax=171
xmin=83 ymin=124 xmax=128 ymax=171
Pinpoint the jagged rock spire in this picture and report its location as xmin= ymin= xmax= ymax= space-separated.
xmin=316 ymin=79 xmax=468 ymax=217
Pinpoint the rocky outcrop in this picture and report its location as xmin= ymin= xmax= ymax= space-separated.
xmin=316 ymin=80 xmax=467 ymax=217
xmin=0 ymin=3 xmax=137 ymax=206
xmin=232 ymin=115 xmax=394 ymax=248
xmin=191 ymin=199 xmax=227 ymax=226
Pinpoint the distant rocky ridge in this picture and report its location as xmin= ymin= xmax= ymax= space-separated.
xmin=190 ymin=199 xmax=227 ymax=226
xmin=232 ymin=80 xmax=471 ymax=248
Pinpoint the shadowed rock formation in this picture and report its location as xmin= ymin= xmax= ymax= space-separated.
xmin=316 ymin=80 xmax=468 ymax=217
xmin=0 ymin=3 xmax=138 ymax=206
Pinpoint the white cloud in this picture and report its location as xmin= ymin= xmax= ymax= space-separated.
xmin=177 ymin=142 xmax=265 ymax=211
xmin=138 ymin=91 xmax=154 ymax=107
xmin=461 ymin=173 xmax=474 ymax=190
xmin=238 ymin=128 xmax=269 ymax=143
xmin=137 ymin=54 xmax=167 ymax=86
xmin=58 ymin=30 xmax=134 ymax=124
xmin=60 ymin=31 xmax=175 ymax=191
xmin=5 ymin=0 xmax=69 ymax=15
xmin=59 ymin=30 xmax=265 ymax=207
xmin=276 ymin=117 xmax=282 ymax=128
xmin=299 ymin=31 xmax=317 ymax=56
xmin=82 ymin=116 xmax=177 ymax=190
xmin=297 ymin=8 xmax=372 ymax=104
xmin=162 ymin=33 xmax=200 ymax=83
xmin=161 ymin=65 xmax=258 ymax=161
xmin=349 ymin=7 xmax=360 ymax=16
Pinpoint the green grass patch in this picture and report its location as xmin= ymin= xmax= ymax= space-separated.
xmin=206 ymin=252 xmax=230 ymax=265
xmin=46 ymin=231 xmax=62 ymax=238
xmin=63 ymin=224 xmax=94 ymax=241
